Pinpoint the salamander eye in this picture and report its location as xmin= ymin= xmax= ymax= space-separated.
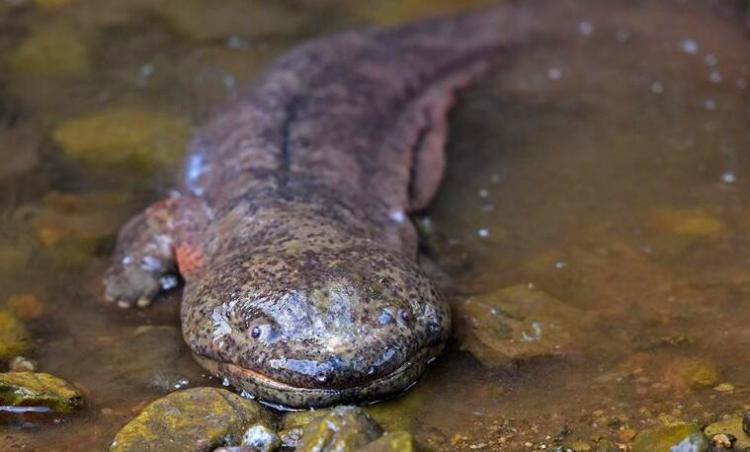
xmin=248 ymin=323 xmax=278 ymax=341
xmin=250 ymin=326 xmax=262 ymax=339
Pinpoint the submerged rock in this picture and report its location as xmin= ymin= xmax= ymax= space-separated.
xmin=663 ymin=357 xmax=719 ymax=390
xmin=704 ymin=416 xmax=750 ymax=449
xmin=0 ymin=125 xmax=40 ymax=181
xmin=651 ymin=207 xmax=725 ymax=238
xmin=0 ymin=310 xmax=30 ymax=360
xmin=4 ymin=294 xmax=44 ymax=321
xmin=358 ymin=431 xmax=415 ymax=452
xmin=630 ymin=423 xmax=707 ymax=452
xmin=52 ymin=107 xmax=190 ymax=171
xmin=296 ymin=406 xmax=383 ymax=452
xmin=148 ymin=0 xmax=306 ymax=42
xmin=104 ymin=326 xmax=194 ymax=393
xmin=0 ymin=371 xmax=82 ymax=414
xmin=110 ymin=387 xmax=273 ymax=452
xmin=11 ymin=26 xmax=91 ymax=78
xmin=454 ymin=284 xmax=588 ymax=367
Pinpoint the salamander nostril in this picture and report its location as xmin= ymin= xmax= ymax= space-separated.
xmin=428 ymin=321 xmax=441 ymax=339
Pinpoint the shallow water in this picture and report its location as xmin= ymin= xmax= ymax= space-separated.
xmin=0 ymin=0 xmax=749 ymax=450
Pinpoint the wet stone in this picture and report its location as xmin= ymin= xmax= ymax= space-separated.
xmin=0 ymin=371 xmax=83 ymax=414
xmin=630 ymin=423 xmax=708 ymax=452
xmin=0 ymin=310 xmax=30 ymax=360
xmin=296 ymin=406 xmax=383 ymax=452
xmin=11 ymin=26 xmax=91 ymax=78
xmin=241 ymin=424 xmax=280 ymax=451
xmin=365 ymin=389 xmax=423 ymax=432
xmin=110 ymin=387 xmax=273 ymax=452
xmin=454 ymin=284 xmax=588 ymax=367
xmin=358 ymin=431 xmax=415 ymax=452
xmin=52 ymin=107 xmax=191 ymax=171
xmin=704 ymin=416 xmax=750 ymax=449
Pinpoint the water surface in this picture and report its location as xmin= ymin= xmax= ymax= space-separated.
xmin=0 ymin=0 xmax=749 ymax=450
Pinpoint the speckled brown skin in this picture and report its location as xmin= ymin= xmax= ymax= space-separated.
xmin=104 ymin=4 xmax=523 ymax=408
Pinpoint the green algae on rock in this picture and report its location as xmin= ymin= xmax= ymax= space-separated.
xmin=704 ymin=416 xmax=750 ymax=449
xmin=52 ymin=107 xmax=191 ymax=171
xmin=358 ymin=431 xmax=415 ymax=452
xmin=296 ymin=406 xmax=383 ymax=452
xmin=365 ymin=389 xmax=423 ymax=433
xmin=0 ymin=310 xmax=30 ymax=360
xmin=0 ymin=371 xmax=82 ymax=414
xmin=11 ymin=26 xmax=91 ymax=78
xmin=630 ymin=423 xmax=708 ymax=452
xmin=454 ymin=284 xmax=588 ymax=367
xmin=110 ymin=387 xmax=273 ymax=452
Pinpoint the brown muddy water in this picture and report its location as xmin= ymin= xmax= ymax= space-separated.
xmin=0 ymin=0 xmax=749 ymax=451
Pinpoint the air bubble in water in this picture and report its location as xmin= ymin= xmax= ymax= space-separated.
xmin=548 ymin=68 xmax=562 ymax=80
xmin=578 ymin=21 xmax=594 ymax=37
xmin=721 ymin=172 xmax=736 ymax=184
xmin=680 ymin=39 xmax=699 ymax=54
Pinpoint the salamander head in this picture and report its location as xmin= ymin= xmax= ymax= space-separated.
xmin=182 ymin=230 xmax=450 ymax=409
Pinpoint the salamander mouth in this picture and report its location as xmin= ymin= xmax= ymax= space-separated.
xmin=191 ymin=344 xmax=442 ymax=409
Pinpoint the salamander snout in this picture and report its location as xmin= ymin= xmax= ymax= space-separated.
xmin=182 ymin=242 xmax=451 ymax=406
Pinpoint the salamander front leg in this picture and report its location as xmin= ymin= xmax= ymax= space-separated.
xmin=104 ymin=196 xmax=196 ymax=308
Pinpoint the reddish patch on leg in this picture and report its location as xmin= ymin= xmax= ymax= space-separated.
xmin=175 ymin=242 xmax=204 ymax=277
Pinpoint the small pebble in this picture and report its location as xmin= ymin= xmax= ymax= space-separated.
xmin=9 ymin=356 xmax=37 ymax=372
xmin=713 ymin=383 xmax=734 ymax=392
xmin=711 ymin=433 xmax=735 ymax=449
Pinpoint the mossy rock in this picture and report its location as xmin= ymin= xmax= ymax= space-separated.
xmin=704 ymin=416 xmax=750 ymax=449
xmin=296 ymin=406 xmax=383 ymax=452
xmin=11 ymin=26 xmax=91 ymax=78
xmin=365 ymin=389 xmax=423 ymax=432
xmin=0 ymin=310 xmax=30 ymax=360
xmin=110 ymin=387 xmax=273 ymax=452
xmin=53 ymin=107 xmax=191 ymax=171
xmin=631 ymin=423 xmax=707 ymax=452
xmin=0 ymin=372 xmax=82 ymax=414
xmin=359 ymin=431 xmax=415 ymax=452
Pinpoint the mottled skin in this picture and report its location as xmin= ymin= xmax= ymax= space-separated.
xmin=104 ymin=5 xmax=521 ymax=408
